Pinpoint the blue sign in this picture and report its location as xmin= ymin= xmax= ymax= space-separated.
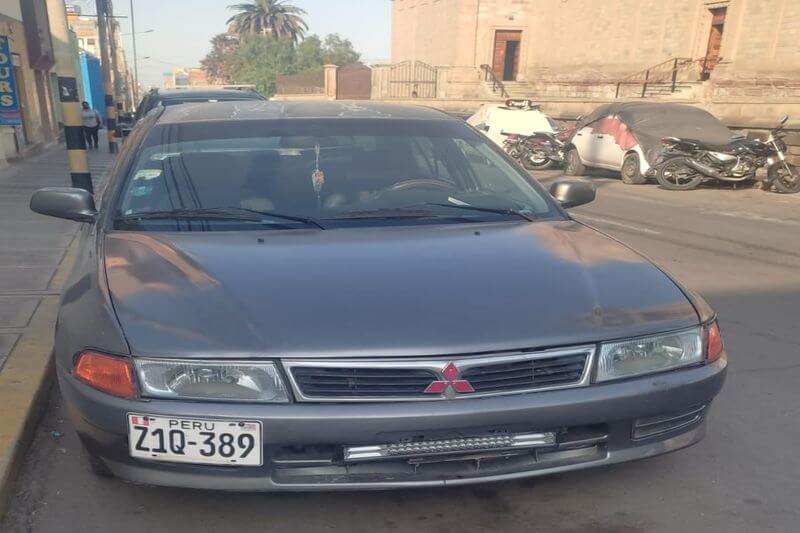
xmin=0 ymin=35 xmax=21 ymax=126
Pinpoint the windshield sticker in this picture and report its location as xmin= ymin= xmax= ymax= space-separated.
xmin=133 ymin=169 xmax=163 ymax=181
xmin=151 ymin=152 xmax=181 ymax=161
xmin=447 ymin=196 xmax=469 ymax=206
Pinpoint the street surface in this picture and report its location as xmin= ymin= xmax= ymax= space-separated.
xmin=4 ymin=170 xmax=800 ymax=533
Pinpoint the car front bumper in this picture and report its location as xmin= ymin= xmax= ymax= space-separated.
xmin=59 ymin=354 xmax=727 ymax=491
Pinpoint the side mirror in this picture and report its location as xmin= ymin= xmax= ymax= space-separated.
xmin=779 ymin=114 xmax=789 ymax=125
xmin=549 ymin=179 xmax=596 ymax=209
xmin=662 ymin=136 xmax=681 ymax=144
xmin=30 ymin=187 xmax=97 ymax=223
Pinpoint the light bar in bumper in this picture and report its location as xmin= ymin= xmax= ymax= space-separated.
xmin=344 ymin=431 xmax=557 ymax=462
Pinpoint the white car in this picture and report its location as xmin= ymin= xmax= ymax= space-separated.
xmin=467 ymin=100 xmax=558 ymax=148
xmin=564 ymin=102 xmax=735 ymax=184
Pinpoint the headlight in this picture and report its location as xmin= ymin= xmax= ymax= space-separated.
xmin=135 ymin=359 xmax=289 ymax=402
xmin=596 ymin=327 xmax=703 ymax=382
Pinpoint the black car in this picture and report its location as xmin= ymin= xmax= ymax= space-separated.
xmin=134 ymin=87 xmax=265 ymax=122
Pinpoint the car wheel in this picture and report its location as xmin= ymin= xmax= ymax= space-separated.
xmin=564 ymin=148 xmax=585 ymax=176
xmin=621 ymin=153 xmax=646 ymax=184
xmin=656 ymin=156 xmax=703 ymax=190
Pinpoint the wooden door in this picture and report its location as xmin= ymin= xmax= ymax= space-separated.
xmin=336 ymin=63 xmax=372 ymax=100
xmin=492 ymin=31 xmax=522 ymax=81
xmin=702 ymin=7 xmax=726 ymax=80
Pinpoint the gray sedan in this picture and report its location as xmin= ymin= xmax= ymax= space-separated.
xmin=31 ymin=101 xmax=726 ymax=490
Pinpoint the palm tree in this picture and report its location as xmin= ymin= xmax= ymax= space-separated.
xmin=227 ymin=0 xmax=308 ymax=43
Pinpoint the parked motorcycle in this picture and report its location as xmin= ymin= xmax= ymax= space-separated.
xmin=502 ymin=127 xmax=574 ymax=170
xmin=656 ymin=115 xmax=798 ymax=193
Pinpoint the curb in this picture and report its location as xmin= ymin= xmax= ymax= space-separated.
xmin=0 ymin=234 xmax=80 ymax=518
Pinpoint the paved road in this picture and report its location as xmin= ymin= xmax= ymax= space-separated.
xmin=4 ymin=171 xmax=800 ymax=533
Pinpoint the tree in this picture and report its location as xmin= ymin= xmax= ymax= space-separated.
xmin=294 ymin=35 xmax=324 ymax=71
xmin=200 ymin=33 xmax=240 ymax=84
xmin=229 ymin=35 xmax=297 ymax=95
xmin=321 ymin=34 xmax=361 ymax=66
xmin=227 ymin=0 xmax=308 ymax=43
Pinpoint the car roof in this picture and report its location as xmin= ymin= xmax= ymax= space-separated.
xmin=155 ymin=88 xmax=264 ymax=101
xmin=155 ymin=100 xmax=456 ymax=124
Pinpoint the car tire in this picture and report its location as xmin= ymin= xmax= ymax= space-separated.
xmin=621 ymin=153 xmax=646 ymax=184
xmin=564 ymin=148 xmax=585 ymax=176
xmin=656 ymin=156 xmax=703 ymax=190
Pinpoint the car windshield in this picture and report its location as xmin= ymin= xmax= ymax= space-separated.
xmin=115 ymin=118 xmax=561 ymax=230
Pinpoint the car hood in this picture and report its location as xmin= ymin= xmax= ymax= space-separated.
xmin=104 ymin=221 xmax=698 ymax=358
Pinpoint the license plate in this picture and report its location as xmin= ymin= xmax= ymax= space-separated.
xmin=127 ymin=414 xmax=262 ymax=466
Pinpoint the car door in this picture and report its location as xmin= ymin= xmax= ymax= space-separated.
xmin=572 ymin=123 xmax=601 ymax=166
xmin=591 ymin=116 xmax=627 ymax=169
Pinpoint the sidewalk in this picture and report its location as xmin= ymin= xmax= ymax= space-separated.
xmin=0 ymin=145 xmax=113 ymax=513
xmin=0 ymin=147 xmax=112 ymax=367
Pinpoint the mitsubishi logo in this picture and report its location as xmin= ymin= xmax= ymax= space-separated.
xmin=424 ymin=362 xmax=474 ymax=394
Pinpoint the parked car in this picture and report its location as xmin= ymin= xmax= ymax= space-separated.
xmin=134 ymin=87 xmax=265 ymax=122
xmin=30 ymin=101 xmax=726 ymax=491
xmin=467 ymin=99 xmax=560 ymax=148
xmin=564 ymin=102 xmax=737 ymax=184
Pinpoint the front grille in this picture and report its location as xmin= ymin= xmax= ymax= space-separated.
xmin=286 ymin=346 xmax=593 ymax=402
xmin=290 ymin=367 xmax=438 ymax=398
xmin=460 ymin=354 xmax=588 ymax=393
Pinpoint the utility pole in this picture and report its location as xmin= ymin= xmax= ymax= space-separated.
xmin=130 ymin=0 xmax=139 ymax=105
xmin=96 ymin=0 xmax=118 ymax=153
xmin=107 ymin=1 xmax=123 ymax=112
xmin=46 ymin=0 xmax=92 ymax=192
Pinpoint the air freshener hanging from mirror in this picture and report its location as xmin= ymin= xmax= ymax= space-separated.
xmin=312 ymin=143 xmax=325 ymax=204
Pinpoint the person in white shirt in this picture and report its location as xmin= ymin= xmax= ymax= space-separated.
xmin=81 ymin=101 xmax=103 ymax=149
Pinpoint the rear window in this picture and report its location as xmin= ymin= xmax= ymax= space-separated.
xmin=114 ymin=118 xmax=560 ymax=230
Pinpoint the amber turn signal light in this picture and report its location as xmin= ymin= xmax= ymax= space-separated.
xmin=706 ymin=322 xmax=723 ymax=362
xmin=74 ymin=351 xmax=136 ymax=398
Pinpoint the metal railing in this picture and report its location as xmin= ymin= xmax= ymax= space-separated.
xmin=615 ymin=57 xmax=693 ymax=98
xmin=614 ymin=56 xmax=725 ymax=98
xmin=480 ymin=64 xmax=509 ymax=98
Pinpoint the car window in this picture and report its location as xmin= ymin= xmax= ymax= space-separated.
xmin=114 ymin=118 xmax=561 ymax=230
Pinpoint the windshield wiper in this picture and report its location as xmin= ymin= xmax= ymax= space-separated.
xmin=420 ymin=202 xmax=537 ymax=222
xmin=116 ymin=207 xmax=326 ymax=230
xmin=324 ymin=207 xmax=441 ymax=220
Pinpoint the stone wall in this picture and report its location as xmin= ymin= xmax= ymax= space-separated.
xmin=391 ymin=0 xmax=800 ymax=84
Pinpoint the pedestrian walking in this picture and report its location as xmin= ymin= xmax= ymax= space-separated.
xmin=81 ymin=102 xmax=103 ymax=149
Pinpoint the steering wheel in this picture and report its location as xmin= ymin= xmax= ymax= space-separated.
xmin=382 ymin=178 xmax=458 ymax=194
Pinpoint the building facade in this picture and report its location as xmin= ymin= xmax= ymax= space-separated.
xmin=163 ymin=67 xmax=209 ymax=89
xmin=392 ymin=0 xmax=800 ymax=82
xmin=390 ymin=0 xmax=800 ymax=127
xmin=0 ymin=0 xmax=60 ymax=165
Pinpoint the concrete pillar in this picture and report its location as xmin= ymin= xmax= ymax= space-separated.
xmin=324 ymin=64 xmax=338 ymax=99
xmin=46 ymin=0 xmax=92 ymax=191
xmin=97 ymin=0 xmax=118 ymax=154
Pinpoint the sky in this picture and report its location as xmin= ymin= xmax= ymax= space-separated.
xmin=78 ymin=0 xmax=392 ymax=88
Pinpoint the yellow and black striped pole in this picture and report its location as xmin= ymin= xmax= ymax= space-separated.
xmin=97 ymin=0 xmax=118 ymax=154
xmin=46 ymin=0 xmax=92 ymax=192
